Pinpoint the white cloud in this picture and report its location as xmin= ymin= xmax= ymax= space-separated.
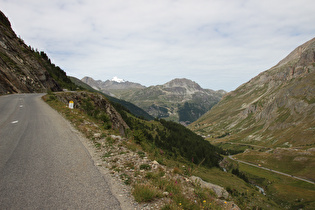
xmin=1 ymin=0 xmax=315 ymax=91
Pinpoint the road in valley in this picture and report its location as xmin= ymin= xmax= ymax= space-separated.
xmin=228 ymin=155 xmax=315 ymax=185
xmin=0 ymin=94 xmax=121 ymax=209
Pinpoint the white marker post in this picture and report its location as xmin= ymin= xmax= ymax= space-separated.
xmin=69 ymin=101 xmax=74 ymax=109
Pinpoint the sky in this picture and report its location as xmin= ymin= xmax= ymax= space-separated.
xmin=1 ymin=0 xmax=315 ymax=91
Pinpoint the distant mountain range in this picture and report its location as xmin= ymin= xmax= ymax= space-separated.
xmin=190 ymin=37 xmax=315 ymax=148
xmin=81 ymin=76 xmax=145 ymax=96
xmin=70 ymin=76 xmax=154 ymax=121
xmin=82 ymin=77 xmax=226 ymax=124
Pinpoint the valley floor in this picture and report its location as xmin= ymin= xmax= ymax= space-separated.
xmin=228 ymin=155 xmax=315 ymax=184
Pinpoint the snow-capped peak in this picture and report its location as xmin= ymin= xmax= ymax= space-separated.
xmin=111 ymin=76 xmax=125 ymax=83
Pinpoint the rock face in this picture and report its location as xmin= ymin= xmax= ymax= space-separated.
xmin=0 ymin=11 xmax=61 ymax=94
xmin=190 ymin=37 xmax=315 ymax=148
xmin=117 ymin=78 xmax=226 ymax=124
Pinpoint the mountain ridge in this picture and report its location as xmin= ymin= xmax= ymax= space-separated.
xmin=119 ymin=78 xmax=226 ymax=124
xmin=82 ymin=77 xmax=226 ymax=124
xmin=82 ymin=76 xmax=145 ymax=92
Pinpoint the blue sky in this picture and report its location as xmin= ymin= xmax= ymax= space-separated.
xmin=1 ymin=0 xmax=315 ymax=91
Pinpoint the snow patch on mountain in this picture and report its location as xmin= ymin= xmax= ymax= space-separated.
xmin=111 ymin=76 xmax=125 ymax=83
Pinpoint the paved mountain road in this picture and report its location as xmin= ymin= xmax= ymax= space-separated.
xmin=0 ymin=94 xmax=121 ymax=209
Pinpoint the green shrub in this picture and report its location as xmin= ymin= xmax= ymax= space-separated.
xmin=106 ymin=136 xmax=115 ymax=145
xmin=137 ymin=151 xmax=146 ymax=158
xmin=94 ymin=142 xmax=101 ymax=148
xmin=47 ymin=95 xmax=57 ymax=101
xmin=140 ymin=164 xmax=151 ymax=170
xmin=124 ymin=161 xmax=135 ymax=169
xmin=145 ymin=172 xmax=155 ymax=179
xmin=172 ymin=167 xmax=182 ymax=174
xmin=132 ymin=184 xmax=162 ymax=202
xmin=134 ymin=129 xmax=146 ymax=144
xmin=126 ymin=142 xmax=137 ymax=152
xmin=120 ymin=173 xmax=132 ymax=185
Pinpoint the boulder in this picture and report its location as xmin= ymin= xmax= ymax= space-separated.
xmin=190 ymin=176 xmax=229 ymax=199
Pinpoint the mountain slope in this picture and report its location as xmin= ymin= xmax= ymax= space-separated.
xmin=119 ymin=78 xmax=226 ymax=124
xmin=190 ymin=37 xmax=315 ymax=148
xmin=0 ymin=11 xmax=65 ymax=94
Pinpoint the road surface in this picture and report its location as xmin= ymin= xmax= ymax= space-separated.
xmin=228 ymin=155 xmax=314 ymax=185
xmin=0 ymin=94 xmax=121 ymax=209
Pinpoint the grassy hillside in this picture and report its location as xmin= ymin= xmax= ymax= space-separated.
xmin=47 ymin=91 xmax=223 ymax=168
xmin=43 ymin=91 xmax=285 ymax=209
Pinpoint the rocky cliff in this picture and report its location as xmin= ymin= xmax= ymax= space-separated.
xmin=190 ymin=37 xmax=315 ymax=148
xmin=0 ymin=11 xmax=62 ymax=94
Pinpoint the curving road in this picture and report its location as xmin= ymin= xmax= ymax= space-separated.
xmin=228 ymin=155 xmax=314 ymax=185
xmin=0 ymin=94 xmax=121 ymax=209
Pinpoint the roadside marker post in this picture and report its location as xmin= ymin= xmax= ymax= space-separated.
xmin=69 ymin=101 xmax=74 ymax=109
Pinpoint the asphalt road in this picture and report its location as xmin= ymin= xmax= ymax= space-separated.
xmin=0 ymin=94 xmax=121 ymax=209
xmin=228 ymin=155 xmax=315 ymax=185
